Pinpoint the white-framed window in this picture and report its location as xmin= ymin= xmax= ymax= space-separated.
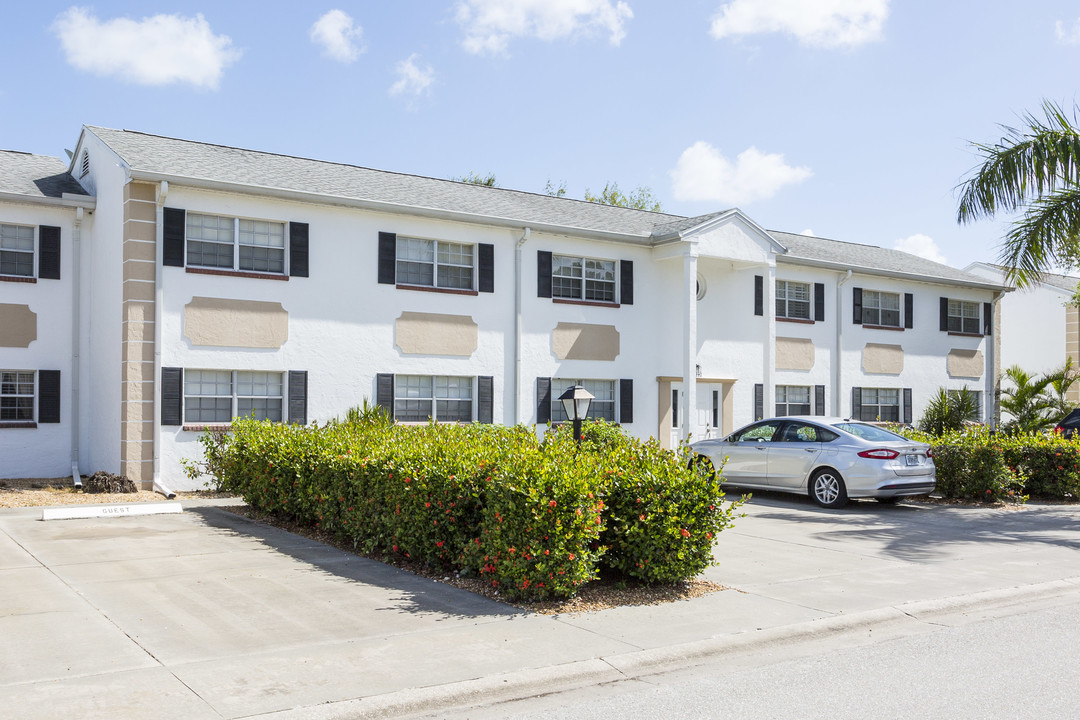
xmin=775 ymin=385 xmax=811 ymax=416
xmin=183 ymin=370 xmax=283 ymax=423
xmin=396 ymin=237 xmax=474 ymax=290
xmin=948 ymin=300 xmax=981 ymax=334
xmin=551 ymin=379 xmax=616 ymax=422
xmin=776 ymin=280 xmax=811 ymax=320
xmin=186 ymin=213 xmax=285 ymax=274
xmin=862 ymin=290 xmax=901 ymax=327
xmin=394 ymin=375 xmax=474 ymax=422
xmin=552 ymin=254 xmax=616 ymax=303
xmin=859 ymin=388 xmax=900 ymax=422
xmin=0 ymin=224 xmax=34 ymax=277
xmin=0 ymin=371 xmax=34 ymax=421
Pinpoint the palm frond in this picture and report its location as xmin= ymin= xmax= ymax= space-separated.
xmin=997 ymin=186 xmax=1080 ymax=287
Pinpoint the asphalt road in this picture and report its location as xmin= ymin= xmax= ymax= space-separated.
xmin=438 ymin=596 xmax=1080 ymax=719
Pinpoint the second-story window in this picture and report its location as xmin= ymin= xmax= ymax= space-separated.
xmin=552 ymin=255 xmax=616 ymax=302
xmin=0 ymin=224 xmax=34 ymax=277
xmin=396 ymin=238 xmax=474 ymax=290
xmin=776 ymin=280 xmax=810 ymax=320
xmin=948 ymin=300 xmax=980 ymax=334
xmin=862 ymin=290 xmax=901 ymax=327
xmin=187 ymin=213 xmax=285 ymax=274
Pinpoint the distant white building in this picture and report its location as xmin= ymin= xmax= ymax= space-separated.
xmin=2 ymin=126 xmax=1008 ymax=491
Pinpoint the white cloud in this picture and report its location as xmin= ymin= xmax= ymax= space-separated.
xmin=1056 ymin=18 xmax=1080 ymax=44
xmin=894 ymin=234 xmax=948 ymax=264
xmin=52 ymin=7 xmax=239 ymax=89
xmin=670 ymin=141 xmax=812 ymax=205
xmin=709 ymin=0 xmax=888 ymax=49
xmin=455 ymin=0 xmax=633 ymax=55
xmin=389 ymin=54 xmax=434 ymax=97
xmin=800 ymin=229 xmax=815 ymax=236
xmin=310 ymin=10 xmax=365 ymax=63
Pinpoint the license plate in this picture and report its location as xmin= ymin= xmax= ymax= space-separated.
xmin=906 ymin=455 xmax=921 ymax=466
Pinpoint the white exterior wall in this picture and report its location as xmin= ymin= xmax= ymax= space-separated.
xmin=0 ymin=201 xmax=80 ymax=478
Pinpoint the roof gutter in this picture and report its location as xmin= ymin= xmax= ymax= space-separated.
xmin=777 ymin=255 xmax=1010 ymax=292
xmin=125 ymin=169 xmax=656 ymax=247
xmin=0 ymin=191 xmax=96 ymax=210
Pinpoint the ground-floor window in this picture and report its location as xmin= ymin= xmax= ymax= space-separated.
xmin=551 ymin=379 xmax=616 ymax=422
xmin=775 ymin=385 xmax=811 ymax=416
xmin=859 ymin=387 xmax=900 ymax=422
xmin=184 ymin=370 xmax=283 ymax=423
xmin=0 ymin=370 xmax=34 ymax=421
xmin=394 ymin=375 xmax=474 ymax=422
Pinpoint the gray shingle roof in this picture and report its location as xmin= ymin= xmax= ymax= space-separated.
xmin=975 ymin=263 xmax=1079 ymax=292
xmin=771 ymin=230 xmax=1004 ymax=289
xmin=87 ymin=126 xmax=684 ymax=238
xmin=0 ymin=151 xmax=89 ymax=199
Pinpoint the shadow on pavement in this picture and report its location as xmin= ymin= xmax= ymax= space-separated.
xmin=186 ymin=505 xmax=518 ymax=621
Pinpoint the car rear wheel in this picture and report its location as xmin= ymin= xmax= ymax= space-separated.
xmin=809 ymin=469 xmax=848 ymax=509
xmin=691 ymin=455 xmax=716 ymax=480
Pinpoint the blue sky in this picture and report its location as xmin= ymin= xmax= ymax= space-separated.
xmin=3 ymin=1 xmax=1080 ymax=271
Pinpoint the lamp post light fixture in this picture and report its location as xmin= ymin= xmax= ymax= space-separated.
xmin=558 ymin=384 xmax=594 ymax=446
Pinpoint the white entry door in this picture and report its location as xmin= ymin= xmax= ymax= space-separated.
xmin=698 ymin=384 xmax=722 ymax=439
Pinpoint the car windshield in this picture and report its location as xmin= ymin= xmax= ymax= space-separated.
xmin=832 ymin=422 xmax=906 ymax=442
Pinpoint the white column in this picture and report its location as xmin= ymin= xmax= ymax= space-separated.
xmin=682 ymin=245 xmax=699 ymax=443
xmin=763 ymin=261 xmax=777 ymax=419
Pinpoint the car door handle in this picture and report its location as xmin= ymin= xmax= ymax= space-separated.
xmin=804 ymin=448 xmax=816 ymax=453
xmin=756 ymin=446 xmax=767 ymax=451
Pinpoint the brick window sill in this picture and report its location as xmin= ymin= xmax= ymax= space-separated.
xmin=861 ymin=324 xmax=905 ymax=331
xmin=553 ymin=298 xmax=621 ymax=309
xmin=186 ymin=267 xmax=289 ymax=281
xmin=0 ymin=275 xmax=36 ymax=284
xmin=395 ymin=284 xmax=479 ymax=297
xmin=0 ymin=422 xmax=37 ymax=429
xmin=182 ymin=424 xmax=233 ymax=432
xmin=947 ymin=331 xmax=985 ymax=338
xmin=777 ymin=317 xmax=815 ymax=325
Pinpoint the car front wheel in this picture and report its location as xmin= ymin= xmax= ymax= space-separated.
xmin=809 ymin=469 xmax=848 ymax=509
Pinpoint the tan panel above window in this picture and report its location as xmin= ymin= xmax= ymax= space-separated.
xmin=775 ymin=336 xmax=815 ymax=371
xmin=862 ymin=343 xmax=904 ymax=375
xmin=551 ymin=322 xmax=620 ymax=361
xmin=0 ymin=304 xmax=37 ymax=348
xmin=947 ymin=348 xmax=984 ymax=378
xmin=184 ymin=297 xmax=289 ymax=348
xmin=395 ymin=311 xmax=478 ymax=356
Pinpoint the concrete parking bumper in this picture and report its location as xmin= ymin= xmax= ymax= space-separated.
xmin=1 ymin=495 xmax=1078 ymax=719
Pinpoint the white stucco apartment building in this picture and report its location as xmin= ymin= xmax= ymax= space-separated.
xmin=1 ymin=127 xmax=1008 ymax=491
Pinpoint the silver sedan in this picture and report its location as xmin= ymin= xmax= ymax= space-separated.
xmin=690 ymin=416 xmax=935 ymax=508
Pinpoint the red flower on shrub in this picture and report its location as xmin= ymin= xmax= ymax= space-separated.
xmin=436 ymin=541 xmax=444 ymax=547
xmin=549 ymin=500 xmax=557 ymax=507
xmin=680 ymin=528 xmax=690 ymax=538
xmin=568 ymin=553 xmax=575 ymax=560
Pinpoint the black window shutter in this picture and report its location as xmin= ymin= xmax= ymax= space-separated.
xmin=621 ymin=260 xmax=634 ymax=305
xmin=163 ymin=208 xmax=185 ymax=267
xmin=478 ymin=243 xmax=494 ymax=293
xmin=754 ymin=275 xmax=764 ymax=316
xmin=376 ymin=373 xmax=394 ymax=417
xmin=37 ymin=370 xmax=61 ymax=423
xmin=903 ymin=388 xmax=913 ymax=425
xmin=377 ymin=232 xmax=397 ymax=284
xmin=537 ymin=251 xmax=552 ymax=298
xmin=161 ymin=367 xmax=182 ymax=426
xmin=940 ymin=297 xmax=949 ymax=331
xmin=38 ymin=226 xmax=61 ymax=280
xmin=753 ymin=383 xmax=764 ymax=421
xmin=289 ymin=222 xmax=309 ymax=278
xmin=853 ymin=287 xmax=863 ymax=324
xmin=814 ymin=385 xmax=826 ymax=416
xmin=619 ymin=379 xmax=634 ymax=424
xmin=814 ymin=282 xmax=825 ymax=322
xmin=984 ymin=302 xmax=993 ymax=335
xmin=536 ymin=377 xmax=552 ymax=423
xmin=288 ymin=371 xmax=308 ymax=425
xmin=904 ymin=293 xmax=914 ymax=329
xmin=477 ymin=376 xmax=493 ymax=423
xmin=851 ymin=387 xmax=862 ymax=420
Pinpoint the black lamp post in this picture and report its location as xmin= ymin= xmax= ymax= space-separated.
xmin=558 ymin=385 xmax=594 ymax=446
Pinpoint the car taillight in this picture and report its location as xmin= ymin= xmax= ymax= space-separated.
xmin=858 ymin=448 xmax=900 ymax=459
xmin=926 ymin=448 xmax=934 ymax=458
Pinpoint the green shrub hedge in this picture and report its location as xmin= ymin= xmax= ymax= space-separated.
xmin=902 ymin=426 xmax=1080 ymax=502
xmin=192 ymin=419 xmax=740 ymax=601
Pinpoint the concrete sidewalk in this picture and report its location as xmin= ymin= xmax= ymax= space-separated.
xmin=1 ymin=495 xmax=1079 ymax=719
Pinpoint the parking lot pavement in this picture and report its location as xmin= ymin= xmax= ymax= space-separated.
xmin=1 ymin=495 xmax=1078 ymax=719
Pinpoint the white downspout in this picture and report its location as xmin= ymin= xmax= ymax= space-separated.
xmin=152 ymin=181 xmax=175 ymax=499
xmin=70 ymin=208 xmax=83 ymax=489
xmin=514 ymin=227 xmax=530 ymax=425
xmin=682 ymin=244 xmax=699 ymax=442
xmin=835 ymin=269 xmax=853 ymax=416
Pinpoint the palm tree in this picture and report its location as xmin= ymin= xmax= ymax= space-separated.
xmin=999 ymin=365 xmax=1057 ymax=432
xmin=1044 ymin=357 xmax=1080 ymax=421
xmin=957 ymin=101 xmax=1080 ymax=288
xmin=918 ymin=386 xmax=982 ymax=435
